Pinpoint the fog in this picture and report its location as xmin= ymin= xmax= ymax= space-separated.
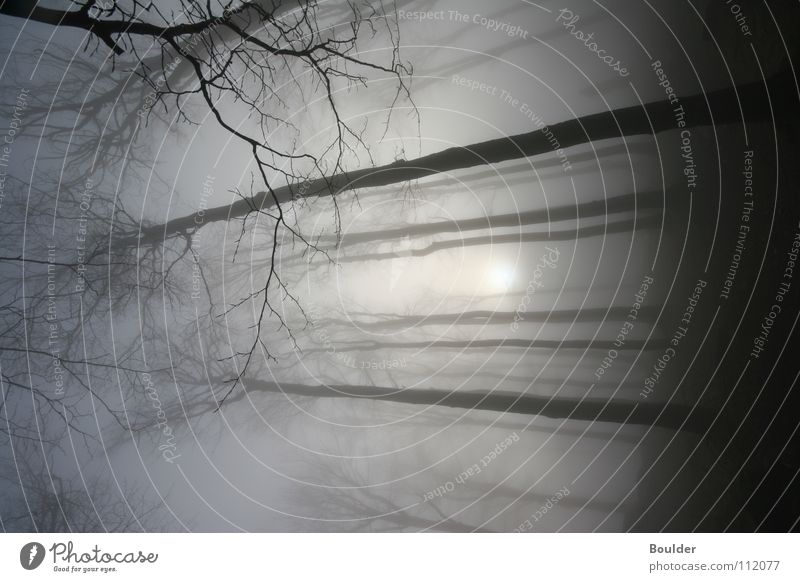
xmin=1 ymin=0 xmax=798 ymax=532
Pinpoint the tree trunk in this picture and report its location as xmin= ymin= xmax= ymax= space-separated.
xmin=315 ymin=306 xmax=659 ymax=329
xmin=304 ymin=338 xmax=659 ymax=352
xmin=328 ymin=214 xmax=659 ymax=263
xmin=125 ymin=72 xmax=785 ymax=247
xmin=224 ymin=379 xmax=706 ymax=433
xmin=308 ymin=191 xmax=661 ymax=249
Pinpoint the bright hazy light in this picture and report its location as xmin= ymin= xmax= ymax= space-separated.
xmin=489 ymin=264 xmax=516 ymax=291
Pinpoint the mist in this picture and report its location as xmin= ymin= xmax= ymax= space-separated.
xmin=1 ymin=0 xmax=799 ymax=533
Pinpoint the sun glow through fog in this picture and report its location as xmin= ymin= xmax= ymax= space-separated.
xmin=489 ymin=264 xmax=516 ymax=291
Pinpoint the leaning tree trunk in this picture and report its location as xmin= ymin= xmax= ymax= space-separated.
xmin=314 ymin=305 xmax=660 ymax=329
xmin=303 ymin=338 xmax=660 ymax=352
xmin=307 ymin=191 xmax=661 ymax=249
xmin=124 ymin=70 xmax=788 ymax=247
xmin=327 ymin=214 xmax=660 ymax=263
xmin=204 ymin=379 xmax=707 ymax=433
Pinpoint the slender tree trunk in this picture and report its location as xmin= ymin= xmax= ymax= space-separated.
xmin=222 ymin=379 xmax=705 ymax=433
xmin=304 ymin=338 xmax=659 ymax=352
xmin=315 ymin=306 xmax=660 ymax=329
xmin=125 ymin=72 xmax=785 ymax=247
xmin=381 ymin=513 xmax=497 ymax=533
xmin=327 ymin=214 xmax=659 ymax=263
xmin=307 ymin=191 xmax=661 ymax=249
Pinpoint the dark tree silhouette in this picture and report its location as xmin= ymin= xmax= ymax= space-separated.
xmin=185 ymin=377 xmax=707 ymax=433
xmin=0 ymin=442 xmax=165 ymax=532
xmin=127 ymin=68 xmax=790 ymax=245
xmin=3 ymin=0 xmax=793 ymax=533
xmin=309 ymin=191 xmax=661 ymax=250
xmin=319 ymin=214 xmax=660 ymax=264
xmin=0 ymin=0 xmax=415 ymax=414
xmin=312 ymin=306 xmax=659 ymax=330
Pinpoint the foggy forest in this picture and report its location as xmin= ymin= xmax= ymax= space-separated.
xmin=1 ymin=0 xmax=799 ymax=533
